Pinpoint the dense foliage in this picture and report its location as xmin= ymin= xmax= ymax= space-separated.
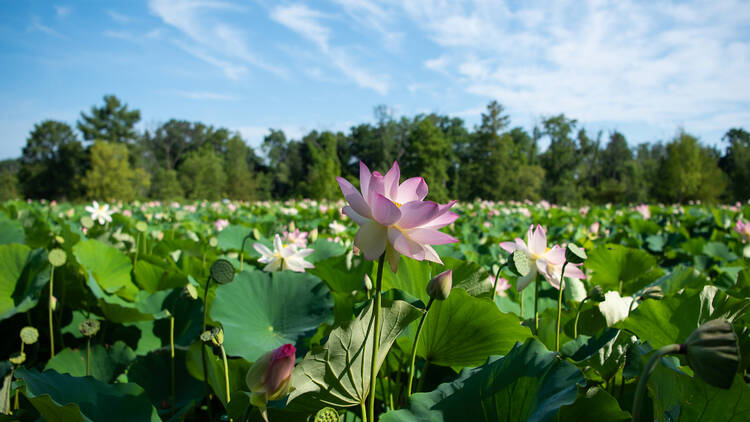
xmin=0 ymin=197 xmax=748 ymax=421
xmin=1 ymin=96 xmax=747 ymax=204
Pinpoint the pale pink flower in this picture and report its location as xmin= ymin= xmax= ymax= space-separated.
xmin=636 ymin=204 xmax=651 ymax=219
xmin=336 ymin=161 xmax=458 ymax=273
xmin=122 ymin=209 xmax=132 ymax=217
xmin=214 ymin=219 xmax=229 ymax=232
xmin=490 ymin=275 xmax=511 ymax=297
xmin=500 ymin=225 xmax=565 ymax=291
xmin=540 ymin=256 xmax=586 ymax=290
xmin=589 ymin=221 xmax=600 ymax=234
xmin=282 ymin=228 xmax=308 ymax=248
xmin=735 ymin=220 xmax=750 ymax=243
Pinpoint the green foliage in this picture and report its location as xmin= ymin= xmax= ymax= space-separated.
xmin=150 ymin=168 xmax=184 ymax=200
xmin=721 ymin=127 xmax=750 ymax=201
xmin=657 ymin=131 xmax=727 ymax=202
xmin=401 ymin=116 xmax=451 ymax=202
xmin=84 ymin=141 xmax=150 ymax=201
xmin=224 ymin=136 xmax=259 ymax=200
xmin=77 ymin=95 xmax=141 ymax=143
xmin=179 ymin=146 xmax=227 ymax=200
xmin=301 ymin=132 xmax=342 ymax=199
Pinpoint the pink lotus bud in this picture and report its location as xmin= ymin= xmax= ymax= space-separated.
xmin=426 ymin=270 xmax=452 ymax=301
xmin=246 ymin=344 xmax=296 ymax=401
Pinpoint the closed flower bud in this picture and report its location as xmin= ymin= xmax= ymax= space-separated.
xmin=246 ymin=344 xmax=297 ymax=403
xmin=310 ymin=228 xmax=319 ymax=242
xmin=683 ymin=319 xmax=740 ymax=389
xmin=184 ymin=283 xmax=198 ymax=300
xmin=363 ymin=274 xmax=373 ymax=292
xmin=426 ymin=270 xmax=452 ymax=301
xmin=589 ymin=286 xmax=605 ymax=303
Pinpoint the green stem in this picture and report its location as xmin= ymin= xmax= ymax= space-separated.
xmin=202 ymin=276 xmax=212 ymax=331
xmin=520 ymin=289 xmax=525 ymax=319
xmin=49 ymin=266 xmax=55 ymax=359
xmin=170 ymin=315 xmax=176 ymax=415
xmin=555 ymin=262 xmax=568 ymax=352
xmin=573 ymin=297 xmax=589 ymax=339
xmin=491 ymin=264 xmax=506 ymax=300
xmin=86 ymin=338 xmax=91 ymax=376
xmin=220 ymin=344 xmax=231 ymax=405
xmin=134 ymin=234 xmax=140 ymax=268
xmin=368 ymin=254 xmax=385 ymax=422
xmin=360 ymin=401 xmax=368 ymax=422
xmin=407 ymin=297 xmax=434 ymax=397
xmin=240 ymin=234 xmax=251 ymax=272
xmin=534 ymin=275 xmax=540 ymax=334
xmin=201 ymin=276 xmax=213 ymax=421
xmin=632 ymin=344 xmax=682 ymax=422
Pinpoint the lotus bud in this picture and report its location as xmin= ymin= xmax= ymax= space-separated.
xmin=683 ymin=319 xmax=739 ymax=389
xmin=589 ymin=286 xmax=605 ymax=303
xmin=639 ymin=286 xmax=664 ymax=301
xmin=426 ymin=270 xmax=453 ymax=301
xmin=210 ymin=259 xmax=235 ymax=284
xmin=212 ymin=327 xmax=224 ymax=346
xmin=20 ymin=327 xmax=39 ymax=345
xmin=9 ymin=351 xmax=26 ymax=365
xmin=246 ymin=344 xmax=296 ymax=411
xmin=252 ymin=228 xmax=261 ymax=240
xmin=565 ymin=243 xmax=587 ymax=264
xmin=363 ymin=274 xmax=373 ymax=292
xmin=50 ymin=295 xmax=58 ymax=311
xmin=78 ymin=319 xmax=100 ymax=337
xmin=310 ymin=228 xmax=319 ymax=242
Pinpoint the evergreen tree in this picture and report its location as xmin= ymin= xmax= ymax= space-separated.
xmin=460 ymin=101 xmax=512 ymax=200
xmin=150 ymin=169 xmax=184 ymax=200
xmin=540 ymin=114 xmax=580 ymax=203
xmin=78 ymin=95 xmax=140 ymax=143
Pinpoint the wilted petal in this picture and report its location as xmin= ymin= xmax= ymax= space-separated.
xmin=386 ymin=245 xmax=400 ymax=273
xmin=406 ymin=228 xmax=458 ymax=245
xmin=355 ymin=220 xmax=388 ymax=260
xmin=395 ymin=177 xmax=428 ymax=203
xmin=398 ymin=201 xmax=439 ymax=229
xmin=371 ymin=193 xmax=401 ymax=226
xmin=383 ymin=162 xmax=400 ymax=199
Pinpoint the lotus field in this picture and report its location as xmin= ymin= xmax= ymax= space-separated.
xmin=2 ymin=162 xmax=750 ymax=422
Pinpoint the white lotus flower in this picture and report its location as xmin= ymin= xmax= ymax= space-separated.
xmin=84 ymin=201 xmax=114 ymax=225
xmin=328 ymin=221 xmax=346 ymax=234
xmin=253 ymin=234 xmax=315 ymax=273
xmin=599 ymin=291 xmax=636 ymax=326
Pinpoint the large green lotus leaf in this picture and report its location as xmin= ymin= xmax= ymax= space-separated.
xmin=380 ymin=257 xmax=493 ymax=304
xmin=44 ymin=341 xmax=135 ymax=382
xmin=287 ymin=298 xmax=423 ymax=409
xmin=210 ymin=269 xmax=334 ymax=362
xmin=73 ymin=239 xmax=139 ymax=301
xmin=587 ymin=244 xmax=661 ymax=295
xmin=134 ymin=257 xmax=188 ymax=293
xmin=417 ymin=289 xmax=531 ymax=367
xmin=127 ymin=349 xmax=205 ymax=413
xmin=185 ymin=342 xmax=253 ymax=407
xmin=0 ymin=244 xmax=50 ymax=321
xmin=16 ymin=367 xmax=160 ymax=422
xmin=310 ymin=252 xmax=372 ymax=293
xmin=217 ymin=224 xmax=253 ymax=252
xmin=0 ymin=218 xmax=24 ymax=245
xmin=654 ymin=266 xmax=706 ymax=296
xmin=306 ymin=238 xmax=346 ymax=263
xmin=616 ymin=289 xmax=702 ymax=349
xmin=559 ymin=387 xmax=631 ymax=421
xmin=649 ymin=365 xmax=750 ymax=421
xmin=380 ymin=338 xmax=584 ymax=422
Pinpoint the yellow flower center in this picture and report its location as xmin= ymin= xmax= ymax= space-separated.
xmin=393 ymin=201 xmax=402 ymax=208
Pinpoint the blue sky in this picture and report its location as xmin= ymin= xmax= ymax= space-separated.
xmin=1 ymin=0 xmax=749 ymax=160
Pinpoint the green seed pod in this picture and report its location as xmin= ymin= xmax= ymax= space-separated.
xmin=48 ymin=248 xmax=67 ymax=267
xmin=565 ymin=243 xmax=587 ymax=264
xmin=426 ymin=270 xmax=452 ymax=301
xmin=9 ymin=351 xmax=26 ymax=365
xmin=184 ymin=283 xmax=198 ymax=300
xmin=683 ymin=319 xmax=740 ymax=389
xmin=79 ymin=319 xmax=101 ymax=337
xmin=200 ymin=330 xmax=213 ymax=343
xmin=80 ymin=216 xmax=94 ymax=229
xmin=210 ymin=259 xmax=235 ymax=284
xmin=54 ymin=235 xmax=65 ymax=245
xmin=508 ymin=249 xmax=530 ymax=277
xmin=135 ymin=221 xmax=148 ymax=232
xmin=589 ymin=286 xmax=606 ymax=303
xmin=20 ymin=326 xmax=39 ymax=345
xmin=314 ymin=407 xmax=340 ymax=422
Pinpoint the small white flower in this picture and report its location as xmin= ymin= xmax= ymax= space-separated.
xmin=253 ymin=234 xmax=315 ymax=273
xmin=328 ymin=221 xmax=346 ymax=234
xmin=84 ymin=201 xmax=114 ymax=225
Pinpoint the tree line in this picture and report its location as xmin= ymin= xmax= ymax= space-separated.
xmin=0 ymin=95 xmax=747 ymax=204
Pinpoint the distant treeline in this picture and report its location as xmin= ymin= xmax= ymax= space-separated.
xmin=1 ymin=95 xmax=748 ymax=204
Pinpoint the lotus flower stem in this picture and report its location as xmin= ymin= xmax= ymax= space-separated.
xmin=86 ymin=337 xmax=91 ymax=376
xmin=573 ymin=298 xmax=588 ymax=339
xmin=407 ymin=297 xmax=434 ymax=397
xmin=240 ymin=233 xmax=251 ymax=271
xmin=201 ymin=275 xmax=214 ymax=421
xmin=170 ymin=314 xmax=176 ymax=415
xmin=368 ymin=254 xmax=385 ymax=422
xmin=360 ymin=401 xmax=368 ymax=422
xmin=49 ymin=266 xmax=55 ymax=359
xmin=555 ymin=262 xmax=568 ymax=352
xmin=520 ymin=289 xmax=525 ymax=319
xmin=534 ymin=275 xmax=540 ymax=333
xmin=491 ymin=264 xmax=507 ymax=300
xmin=632 ymin=344 xmax=681 ymax=422
xmin=134 ymin=234 xmax=140 ymax=268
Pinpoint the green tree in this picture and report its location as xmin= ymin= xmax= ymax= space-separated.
xmin=720 ymin=128 xmax=750 ymax=201
xmin=540 ymin=114 xmax=581 ymax=203
xmin=657 ymin=131 xmax=726 ymax=203
xmin=262 ymin=129 xmax=292 ymax=198
xmin=225 ymin=136 xmax=259 ymax=200
xmin=179 ymin=147 xmax=226 ymax=200
xmin=19 ymin=120 xmax=87 ymax=199
xmin=401 ymin=115 xmax=451 ymax=202
xmin=301 ymin=131 xmax=342 ymax=199
xmin=460 ymin=101 xmax=512 ymax=200
xmin=0 ymin=159 xmax=21 ymax=201
xmin=78 ymin=95 xmax=141 ymax=144
xmin=84 ymin=141 xmax=149 ymax=201
xmin=150 ymin=169 xmax=184 ymax=200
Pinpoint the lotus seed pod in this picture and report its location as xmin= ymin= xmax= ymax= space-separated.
xmin=184 ymin=283 xmax=198 ymax=300
xmin=9 ymin=351 xmax=26 ymax=365
xmin=314 ymin=407 xmax=340 ymax=422
xmin=20 ymin=326 xmax=39 ymax=345
xmin=640 ymin=286 xmax=664 ymax=301
xmin=589 ymin=286 xmax=606 ymax=303
xmin=211 ymin=327 xmax=224 ymax=347
xmin=683 ymin=319 xmax=740 ymax=389
xmin=200 ymin=330 xmax=213 ymax=343
xmin=362 ymin=274 xmax=373 ymax=292
xmin=80 ymin=216 xmax=94 ymax=229
xmin=210 ymin=259 xmax=235 ymax=284
xmin=426 ymin=270 xmax=453 ymax=301
xmin=565 ymin=243 xmax=587 ymax=264
xmin=508 ymin=249 xmax=530 ymax=277
xmin=48 ymin=248 xmax=67 ymax=267
xmin=78 ymin=319 xmax=101 ymax=337
xmin=135 ymin=221 xmax=148 ymax=232
xmin=209 ymin=237 xmax=218 ymax=248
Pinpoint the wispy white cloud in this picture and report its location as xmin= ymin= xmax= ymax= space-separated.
xmin=175 ymin=90 xmax=240 ymax=101
xmin=333 ymin=0 xmax=404 ymax=51
xmin=106 ymin=10 xmax=132 ymax=24
xmin=148 ymin=0 xmax=286 ymax=79
xmin=29 ymin=16 xmax=65 ymax=38
xmin=271 ymin=3 xmax=389 ymax=94
xmin=55 ymin=6 xmax=71 ymax=18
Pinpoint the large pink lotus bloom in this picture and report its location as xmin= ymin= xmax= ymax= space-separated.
xmin=500 ymin=224 xmax=565 ymax=291
xmin=735 ymin=220 xmax=750 ymax=243
xmin=336 ymin=161 xmax=458 ymax=273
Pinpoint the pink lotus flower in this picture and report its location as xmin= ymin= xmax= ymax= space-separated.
xmin=540 ymin=255 xmax=586 ymax=290
xmin=336 ymin=161 xmax=458 ymax=273
xmin=214 ymin=218 xmax=229 ymax=232
xmin=282 ymin=228 xmax=308 ymax=248
xmin=636 ymin=204 xmax=651 ymax=219
xmin=735 ymin=220 xmax=750 ymax=243
xmin=500 ymin=224 xmax=565 ymax=291
xmin=246 ymin=344 xmax=296 ymax=421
